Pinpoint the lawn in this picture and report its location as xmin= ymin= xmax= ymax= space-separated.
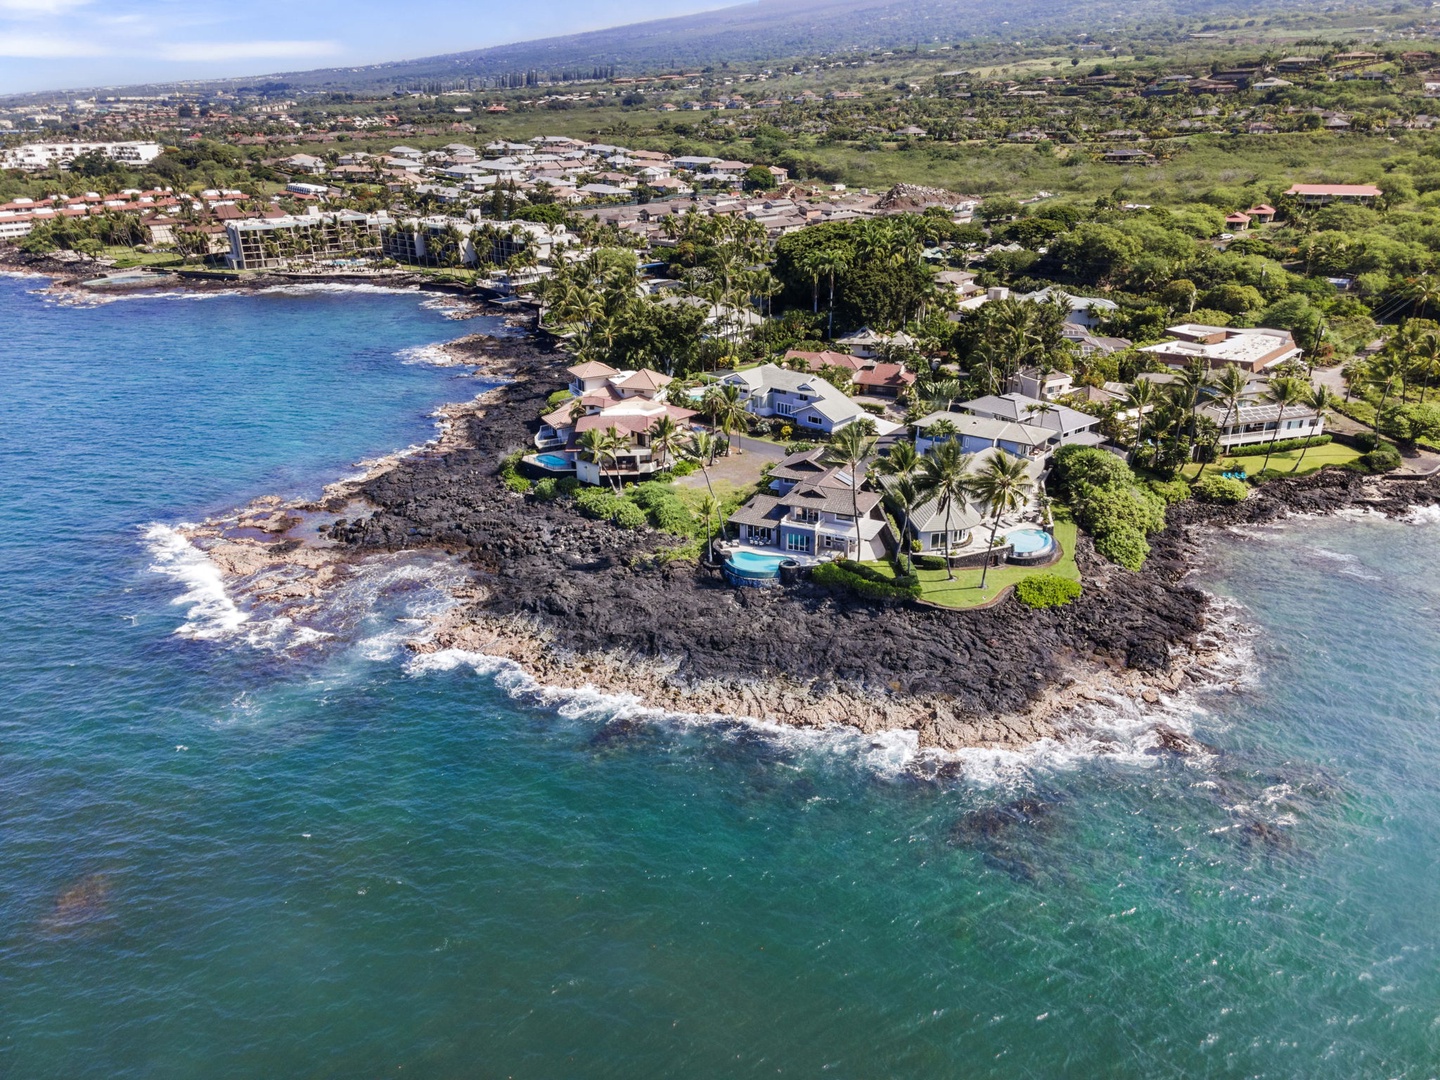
xmin=1194 ymin=442 xmax=1362 ymax=480
xmin=862 ymin=515 xmax=1080 ymax=610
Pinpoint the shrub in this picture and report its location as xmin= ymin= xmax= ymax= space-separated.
xmin=811 ymin=560 xmax=922 ymax=602
xmin=629 ymin=482 xmax=675 ymax=510
xmin=1145 ymin=478 xmax=1191 ymax=505
xmin=1093 ymin=525 xmax=1150 ymax=571
xmin=546 ymin=389 xmax=574 ymax=409
xmin=1353 ymin=431 xmax=1380 ymax=453
xmin=574 ymin=486 xmax=620 ymax=519
xmin=1377 ymin=403 xmax=1440 ymax=448
xmin=533 ymin=477 xmax=559 ymax=501
xmin=1192 ymin=475 xmax=1249 ymax=504
xmin=612 ymin=500 xmax=648 ymax=529
xmin=913 ymin=554 xmax=947 ymax=570
xmin=1051 ymin=445 xmax=1133 ymax=493
xmin=1358 ymin=444 xmax=1403 ymax=473
xmin=556 ymin=476 xmax=582 ymax=496
xmin=670 ymin=459 xmax=699 ymax=477
xmin=503 ymin=472 xmax=532 ymax=494
xmin=1233 ymin=434 xmax=1332 ymax=457
xmin=649 ymin=499 xmax=695 ymax=535
xmin=1015 ymin=574 xmax=1083 ymax=609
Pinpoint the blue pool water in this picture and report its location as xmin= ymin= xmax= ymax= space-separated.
xmin=10 ymin=273 xmax=1440 ymax=1076
xmin=1006 ymin=527 xmax=1055 ymax=555
xmin=726 ymin=549 xmax=788 ymax=575
xmin=535 ymin=452 xmax=573 ymax=469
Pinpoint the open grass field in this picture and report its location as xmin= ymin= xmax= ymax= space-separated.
xmin=864 ymin=515 xmax=1081 ymax=609
xmin=1195 ymin=441 xmax=1363 ymax=480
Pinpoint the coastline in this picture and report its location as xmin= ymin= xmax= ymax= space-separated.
xmin=69 ymin=265 xmax=1437 ymax=755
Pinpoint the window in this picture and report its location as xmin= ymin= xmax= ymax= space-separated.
xmin=785 ymin=532 xmax=811 ymax=552
xmin=806 ymin=415 xmax=822 ymax=427
xmin=750 ymin=526 xmax=772 ymax=544
xmin=794 ymin=508 xmax=820 ymax=523
xmin=930 ymin=532 xmax=946 ymax=550
xmin=776 ymin=401 xmax=796 ymax=416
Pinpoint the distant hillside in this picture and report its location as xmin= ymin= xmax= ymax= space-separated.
xmin=258 ymin=0 xmax=1305 ymax=92
xmin=9 ymin=0 xmax=1317 ymax=99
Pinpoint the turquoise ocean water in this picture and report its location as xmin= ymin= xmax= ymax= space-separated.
xmin=4 ymin=274 xmax=1440 ymax=1077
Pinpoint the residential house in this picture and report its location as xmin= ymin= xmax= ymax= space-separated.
xmin=832 ymin=327 xmax=917 ymax=359
xmin=726 ymin=449 xmax=887 ymax=559
xmin=537 ymin=364 xmax=695 ymax=484
xmin=851 ymin=363 xmax=916 ymax=399
xmin=912 ymin=411 xmax=1054 ymax=459
xmin=1015 ymin=287 xmax=1118 ymax=328
xmin=1283 ymin=183 xmax=1382 ymax=205
xmin=1009 ymin=366 xmax=1076 ymax=400
xmin=1197 ymin=398 xmax=1325 ymax=450
xmin=718 ymin=363 xmax=898 ymax=436
xmin=959 ymin=392 xmax=1103 ymax=448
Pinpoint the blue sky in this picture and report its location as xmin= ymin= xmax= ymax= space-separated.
xmin=0 ymin=0 xmax=736 ymax=94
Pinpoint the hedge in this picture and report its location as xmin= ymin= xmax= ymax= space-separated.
xmin=811 ymin=560 xmax=922 ymax=602
xmin=1226 ymin=434 xmax=1332 ymax=457
xmin=1014 ymin=574 xmax=1083 ymax=609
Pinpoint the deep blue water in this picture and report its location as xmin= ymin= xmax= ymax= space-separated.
xmin=4 ymin=274 xmax=1440 ymax=1077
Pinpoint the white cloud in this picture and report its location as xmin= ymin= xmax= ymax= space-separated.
xmin=0 ymin=32 xmax=108 ymax=56
xmin=155 ymin=39 xmax=342 ymax=62
xmin=0 ymin=0 xmax=91 ymax=14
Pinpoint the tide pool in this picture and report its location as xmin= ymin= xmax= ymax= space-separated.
xmin=3 ymin=275 xmax=1440 ymax=1077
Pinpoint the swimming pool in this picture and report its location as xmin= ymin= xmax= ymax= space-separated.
xmin=534 ymin=453 xmax=573 ymax=470
xmin=726 ymin=550 xmax=788 ymax=576
xmin=1006 ymin=527 xmax=1055 ymax=556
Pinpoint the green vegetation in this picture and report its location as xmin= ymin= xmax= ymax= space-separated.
xmin=811 ymin=559 xmax=922 ymax=603
xmin=1196 ymin=441 xmax=1363 ymax=479
xmin=1014 ymin=574 xmax=1083 ymax=609
xmin=1358 ymin=443 xmax=1404 ymax=473
xmin=1051 ymin=445 xmax=1167 ymax=571
xmin=1192 ymin=474 xmax=1250 ymax=503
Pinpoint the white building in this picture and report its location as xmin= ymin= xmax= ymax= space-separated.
xmin=1 ymin=141 xmax=163 ymax=171
xmin=718 ymin=363 xmax=900 ymax=436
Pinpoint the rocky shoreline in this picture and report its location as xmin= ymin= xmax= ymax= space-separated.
xmin=177 ymin=321 xmax=1440 ymax=753
xmin=97 ymin=273 xmax=1440 ymax=752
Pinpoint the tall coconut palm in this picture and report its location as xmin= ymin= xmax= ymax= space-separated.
xmin=885 ymin=474 xmax=923 ymax=573
xmin=970 ymin=450 xmax=1034 ymax=592
xmin=814 ymin=244 xmax=853 ymax=339
xmin=1293 ymin=385 xmax=1339 ymax=472
xmin=915 ymin=440 xmax=976 ymax=581
xmin=578 ymin=425 xmax=625 ymax=492
xmin=822 ymin=422 xmax=878 ymax=559
xmin=1261 ymin=376 xmax=1307 ymax=473
xmin=711 ymin=383 xmax=752 ymax=456
xmin=1208 ymin=363 xmax=1251 ymax=477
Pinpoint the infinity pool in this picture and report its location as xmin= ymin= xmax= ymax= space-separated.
xmin=727 ymin=550 xmax=788 ymax=575
xmin=1006 ymin=527 xmax=1055 ymax=556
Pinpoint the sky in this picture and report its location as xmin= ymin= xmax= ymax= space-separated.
xmin=0 ymin=0 xmax=737 ymax=95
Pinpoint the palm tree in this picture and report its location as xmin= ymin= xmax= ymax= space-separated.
xmin=814 ymin=244 xmax=853 ymax=339
xmin=711 ymin=383 xmax=752 ymax=456
xmin=822 ymin=422 xmax=877 ymax=560
xmin=1124 ymin=379 xmax=1157 ymax=460
xmin=915 ymin=440 xmax=976 ymax=581
xmin=682 ymin=431 xmax=719 ymax=504
xmin=1207 ymin=363 xmax=1250 ymax=477
xmin=578 ymin=425 xmax=626 ymax=492
xmin=886 ymin=474 xmax=923 ymax=573
xmin=1261 ymin=377 xmax=1307 ymax=472
xmin=970 ymin=450 xmax=1034 ymax=592
xmin=1293 ymin=385 xmax=1338 ymax=472
xmin=648 ymin=414 xmax=683 ymax=470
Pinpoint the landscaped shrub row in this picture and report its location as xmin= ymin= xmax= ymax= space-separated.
xmin=1229 ymin=434 xmax=1333 ymax=457
xmin=1014 ymin=574 xmax=1082 ymax=609
xmin=811 ymin=560 xmax=922 ymax=602
xmin=1051 ymin=445 xmax=1167 ymax=572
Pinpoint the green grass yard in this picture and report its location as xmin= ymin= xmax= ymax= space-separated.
xmin=863 ymin=516 xmax=1080 ymax=609
xmin=1195 ymin=442 xmax=1362 ymax=480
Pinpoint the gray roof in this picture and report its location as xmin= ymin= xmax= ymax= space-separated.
xmin=914 ymin=410 xmax=1054 ymax=448
xmin=961 ymin=393 xmax=1098 ymax=435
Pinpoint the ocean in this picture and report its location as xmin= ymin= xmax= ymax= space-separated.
xmin=3 ymin=274 xmax=1440 ymax=1078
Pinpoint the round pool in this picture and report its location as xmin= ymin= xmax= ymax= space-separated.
xmin=1006 ymin=527 xmax=1055 ymax=557
xmin=534 ymin=453 xmax=573 ymax=470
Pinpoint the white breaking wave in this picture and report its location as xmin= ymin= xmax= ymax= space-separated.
xmin=396 ymin=343 xmax=461 ymax=367
xmin=143 ymin=523 xmax=249 ymax=640
xmin=1401 ymin=504 xmax=1440 ymax=526
xmin=255 ymin=282 xmax=421 ymax=297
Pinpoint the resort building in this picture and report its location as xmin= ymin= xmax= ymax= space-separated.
xmin=1283 ymin=183 xmax=1382 ymax=205
xmin=718 ymin=363 xmax=901 ymax=436
xmin=223 ymin=210 xmax=390 ymax=270
xmin=0 ymin=140 xmax=162 ymax=171
xmin=726 ymin=449 xmax=888 ymax=560
xmin=1138 ymin=325 xmax=1302 ymax=373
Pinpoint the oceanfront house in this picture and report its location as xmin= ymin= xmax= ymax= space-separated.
xmin=726 ymin=449 xmax=888 ymax=560
xmin=1138 ymin=324 xmax=1302 ymax=373
xmin=1197 ymin=398 xmax=1325 ymax=450
xmin=535 ymin=363 xmax=696 ymax=485
xmin=877 ymin=447 xmax=1045 ymax=556
xmin=958 ymin=392 xmax=1104 ymax=448
xmin=1009 ymin=366 xmax=1076 ymax=400
xmin=718 ymin=363 xmax=901 ymax=436
xmin=1283 ymin=183 xmax=1382 ymax=206
xmin=912 ymin=411 xmax=1054 ymax=460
